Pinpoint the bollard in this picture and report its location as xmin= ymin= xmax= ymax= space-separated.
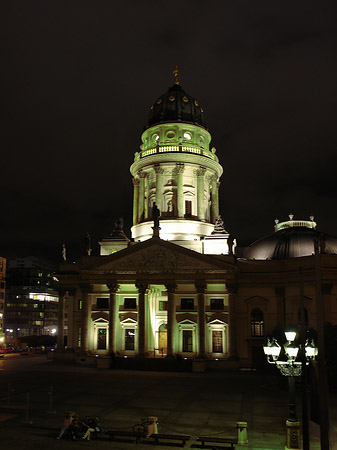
xmin=285 ymin=420 xmax=301 ymax=450
xmin=7 ymin=383 xmax=11 ymax=404
xmin=146 ymin=416 xmax=158 ymax=437
xmin=48 ymin=385 xmax=56 ymax=414
xmin=237 ymin=421 xmax=248 ymax=445
xmin=23 ymin=392 xmax=33 ymax=425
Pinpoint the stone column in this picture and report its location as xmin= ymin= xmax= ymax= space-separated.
xmin=176 ymin=163 xmax=185 ymax=218
xmin=66 ymin=287 xmax=76 ymax=349
xmin=57 ymin=288 xmax=67 ymax=351
xmin=196 ymin=167 xmax=206 ymax=221
xmin=195 ymin=281 xmax=206 ymax=358
xmin=80 ymin=284 xmax=92 ymax=353
xmin=210 ymin=175 xmax=219 ymax=223
xmin=107 ymin=281 xmax=119 ymax=353
xmin=138 ymin=171 xmax=146 ymax=223
xmin=155 ymin=165 xmax=164 ymax=212
xmin=133 ymin=177 xmax=140 ymax=225
xmin=274 ymin=286 xmax=286 ymax=327
xmin=136 ymin=282 xmax=148 ymax=357
xmin=144 ymin=176 xmax=149 ymax=220
xmin=165 ymin=283 xmax=177 ymax=357
xmin=227 ymin=283 xmax=237 ymax=357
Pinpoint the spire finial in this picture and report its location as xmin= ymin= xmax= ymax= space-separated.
xmin=173 ymin=65 xmax=179 ymax=85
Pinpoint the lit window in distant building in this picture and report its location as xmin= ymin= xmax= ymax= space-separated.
xmin=251 ymin=308 xmax=264 ymax=337
xmin=181 ymin=298 xmax=194 ymax=310
xmin=125 ymin=329 xmax=135 ymax=350
xmin=182 ymin=330 xmax=193 ymax=352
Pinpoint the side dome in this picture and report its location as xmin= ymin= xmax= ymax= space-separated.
xmin=148 ymin=83 xmax=207 ymax=129
xmin=245 ymin=217 xmax=337 ymax=260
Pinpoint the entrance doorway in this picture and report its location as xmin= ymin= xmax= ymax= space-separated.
xmin=97 ymin=328 xmax=107 ymax=350
xmin=212 ymin=330 xmax=223 ymax=353
xmin=158 ymin=324 xmax=167 ymax=356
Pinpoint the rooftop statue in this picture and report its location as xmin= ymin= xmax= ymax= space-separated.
xmin=152 ymin=203 xmax=160 ymax=228
xmin=62 ymin=243 xmax=66 ymax=262
xmin=84 ymin=232 xmax=92 ymax=256
xmin=114 ymin=217 xmax=124 ymax=232
xmin=214 ymin=215 xmax=225 ymax=233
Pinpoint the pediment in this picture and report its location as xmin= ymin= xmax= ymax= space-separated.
xmin=177 ymin=314 xmax=197 ymax=323
xmin=207 ymin=314 xmax=227 ymax=324
xmin=120 ymin=316 xmax=137 ymax=324
xmin=177 ymin=318 xmax=197 ymax=325
xmin=92 ymin=313 xmax=109 ymax=322
xmin=208 ymin=318 xmax=226 ymax=325
xmin=82 ymin=238 xmax=235 ymax=274
xmin=244 ymin=296 xmax=269 ymax=306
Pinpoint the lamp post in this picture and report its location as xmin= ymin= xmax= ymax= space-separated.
xmin=264 ymin=331 xmax=317 ymax=450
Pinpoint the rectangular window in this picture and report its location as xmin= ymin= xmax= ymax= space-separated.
xmin=251 ymin=309 xmax=264 ymax=337
xmin=96 ymin=297 xmax=109 ymax=309
xmin=79 ymin=300 xmax=83 ymax=310
xmin=212 ymin=330 xmax=223 ymax=353
xmin=125 ymin=329 xmax=135 ymax=350
xmin=97 ymin=328 xmax=107 ymax=350
xmin=181 ymin=298 xmax=194 ymax=310
xmin=182 ymin=330 xmax=193 ymax=352
xmin=251 ymin=321 xmax=264 ymax=337
xmin=210 ymin=298 xmax=224 ymax=310
xmin=159 ymin=301 xmax=168 ymax=311
xmin=124 ymin=298 xmax=137 ymax=309
xmin=185 ymin=200 xmax=192 ymax=216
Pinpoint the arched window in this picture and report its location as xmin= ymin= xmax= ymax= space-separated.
xmin=251 ymin=308 xmax=264 ymax=337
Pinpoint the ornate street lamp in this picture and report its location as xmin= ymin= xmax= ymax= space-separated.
xmin=264 ymin=331 xmax=317 ymax=450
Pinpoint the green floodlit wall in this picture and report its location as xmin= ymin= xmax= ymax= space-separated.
xmin=140 ymin=122 xmax=212 ymax=152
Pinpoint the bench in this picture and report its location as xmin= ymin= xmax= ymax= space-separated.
xmin=197 ymin=436 xmax=237 ymax=449
xmin=150 ymin=433 xmax=190 ymax=447
xmin=105 ymin=429 xmax=146 ymax=444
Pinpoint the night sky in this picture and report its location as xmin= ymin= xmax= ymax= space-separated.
xmin=3 ymin=1 xmax=337 ymax=262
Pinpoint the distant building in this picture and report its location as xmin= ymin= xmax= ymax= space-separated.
xmin=0 ymin=257 xmax=6 ymax=346
xmin=57 ymin=73 xmax=337 ymax=368
xmin=5 ymin=257 xmax=59 ymax=342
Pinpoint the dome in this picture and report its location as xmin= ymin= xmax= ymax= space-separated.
xmin=245 ymin=217 xmax=337 ymax=260
xmin=148 ymin=83 xmax=207 ymax=129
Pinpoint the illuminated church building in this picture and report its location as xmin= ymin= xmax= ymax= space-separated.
xmin=57 ymin=72 xmax=337 ymax=367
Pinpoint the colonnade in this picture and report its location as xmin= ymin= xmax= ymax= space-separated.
xmin=132 ymin=163 xmax=220 ymax=225
xmin=58 ymin=281 xmax=232 ymax=359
